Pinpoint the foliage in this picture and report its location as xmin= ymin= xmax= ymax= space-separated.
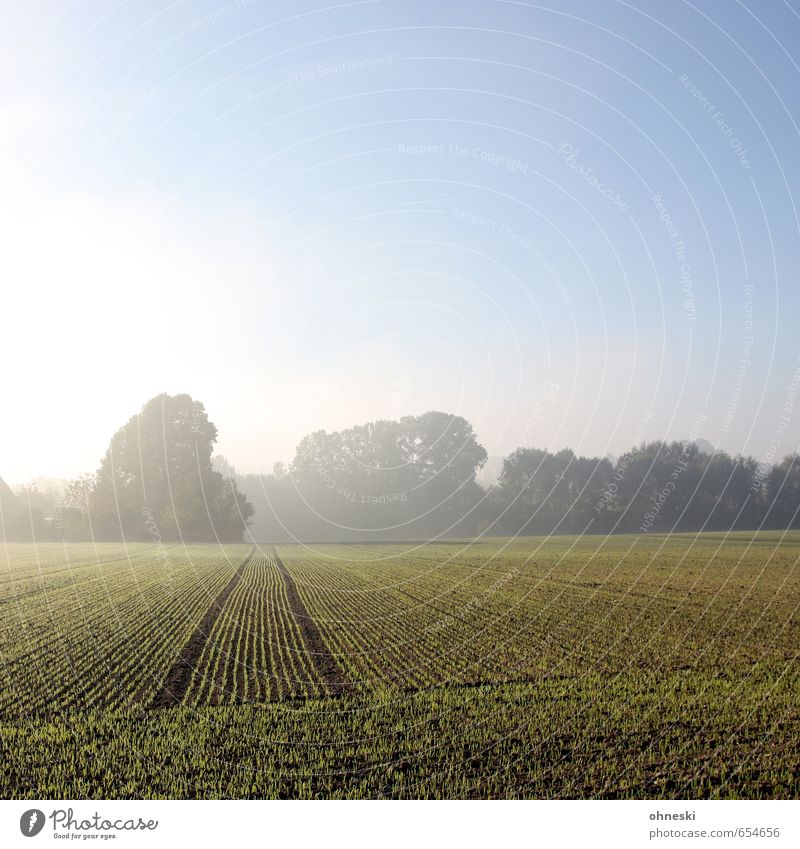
xmin=84 ymin=394 xmax=253 ymax=542
xmin=240 ymin=411 xmax=487 ymax=541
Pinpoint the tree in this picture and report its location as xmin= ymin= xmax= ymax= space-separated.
xmin=403 ymin=411 xmax=488 ymax=534
xmin=765 ymin=455 xmax=800 ymax=529
xmin=493 ymin=447 xmax=612 ymax=534
xmin=89 ymin=393 xmax=253 ymax=541
xmin=286 ymin=411 xmax=487 ymax=539
xmin=211 ymin=454 xmax=238 ymax=480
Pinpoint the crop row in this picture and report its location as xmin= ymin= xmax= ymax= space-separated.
xmin=275 ymin=537 xmax=800 ymax=692
xmin=2 ymin=535 xmax=798 ymax=717
xmin=182 ymin=553 xmax=323 ymax=705
xmin=0 ymin=544 xmax=251 ymax=716
xmin=2 ymin=668 xmax=797 ymax=799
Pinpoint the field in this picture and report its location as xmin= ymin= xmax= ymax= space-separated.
xmin=1 ymin=533 xmax=798 ymax=798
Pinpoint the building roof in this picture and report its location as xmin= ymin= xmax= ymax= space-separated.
xmin=0 ymin=477 xmax=20 ymax=515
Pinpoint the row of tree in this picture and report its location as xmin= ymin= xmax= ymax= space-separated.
xmin=228 ymin=423 xmax=800 ymax=541
xmin=4 ymin=393 xmax=800 ymax=542
xmin=489 ymin=442 xmax=778 ymax=535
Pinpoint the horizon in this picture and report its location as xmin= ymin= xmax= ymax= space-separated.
xmin=5 ymin=400 xmax=749 ymax=492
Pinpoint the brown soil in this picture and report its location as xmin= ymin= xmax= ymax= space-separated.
xmin=149 ymin=547 xmax=255 ymax=708
xmin=272 ymin=546 xmax=353 ymax=696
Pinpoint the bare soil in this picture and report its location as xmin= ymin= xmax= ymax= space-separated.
xmin=149 ymin=547 xmax=255 ymax=708
xmin=272 ymin=546 xmax=353 ymax=696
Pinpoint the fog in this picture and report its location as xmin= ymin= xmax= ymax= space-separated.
xmin=2 ymin=1 xmax=799 ymax=538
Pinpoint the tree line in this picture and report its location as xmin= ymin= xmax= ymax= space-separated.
xmin=228 ymin=417 xmax=800 ymax=541
xmin=3 ymin=393 xmax=799 ymax=543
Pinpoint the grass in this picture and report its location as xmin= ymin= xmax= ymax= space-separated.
xmin=1 ymin=532 xmax=798 ymax=798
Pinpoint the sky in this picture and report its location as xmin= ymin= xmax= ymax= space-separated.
xmin=3 ymin=0 xmax=800 ymax=484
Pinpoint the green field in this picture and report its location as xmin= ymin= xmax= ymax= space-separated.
xmin=1 ymin=533 xmax=798 ymax=798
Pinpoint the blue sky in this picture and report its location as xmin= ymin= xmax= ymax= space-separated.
xmin=3 ymin=0 xmax=800 ymax=482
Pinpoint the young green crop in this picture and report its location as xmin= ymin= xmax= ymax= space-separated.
xmin=1 ymin=532 xmax=798 ymax=798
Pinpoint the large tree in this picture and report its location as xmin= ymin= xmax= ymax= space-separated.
xmin=90 ymin=393 xmax=253 ymax=541
xmin=287 ymin=411 xmax=487 ymax=538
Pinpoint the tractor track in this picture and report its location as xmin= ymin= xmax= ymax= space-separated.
xmin=149 ymin=546 xmax=255 ymax=708
xmin=272 ymin=546 xmax=353 ymax=696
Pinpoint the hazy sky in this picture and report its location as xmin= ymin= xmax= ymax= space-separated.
xmin=3 ymin=0 xmax=800 ymax=484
